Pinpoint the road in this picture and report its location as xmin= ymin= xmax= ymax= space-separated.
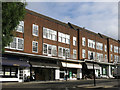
xmin=1 ymin=79 xmax=120 ymax=90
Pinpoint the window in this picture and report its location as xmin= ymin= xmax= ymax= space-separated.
xmin=0 ymin=67 xmax=18 ymax=78
xmin=33 ymin=24 xmax=38 ymax=36
xmin=114 ymin=46 xmax=118 ymax=53
xmin=66 ymin=34 xmax=70 ymax=44
xmin=58 ymin=46 xmax=63 ymax=57
xmin=10 ymin=37 xmax=17 ymax=49
xmin=82 ymin=49 xmax=86 ymax=58
xmin=17 ymin=38 xmax=24 ymax=50
xmin=32 ymin=41 xmax=38 ymax=53
xmin=96 ymin=53 xmax=103 ymax=61
xmin=88 ymin=51 xmax=95 ymax=60
xmin=119 ymin=47 xmax=120 ymax=54
xmin=16 ymin=21 xmax=24 ymax=33
xmin=110 ymin=45 xmax=113 ymax=52
xmin=82 ymin=37 xmax=86 ymax=46
xmin=43 ymin=27 xmax=57 ymax=41
xmin=43 ymin=44 xmax=47 ymax=54
xmin=88 ymin=39 xmax=95 ymax=48
xmin=96 ymin=42 xmax=103 ymax=50
xmin=73 ymin=37 xmax=77 ymax=46
xmin=43 ymin=43 xmax=57 ymax=56
xmin=105 ymin=54 xmax=107 ymax=62
xmin=114 ymin=55 xmax=118 ymax=63
xmin=6 ymin=37 xmax=24 ymax=51
xmin=58 ymin=46 xmax=70 ymax=58
xmin=105 ymin=45 xmax=107 ymax=52
xmin=73 ymin=49 xmax=77 ymax=59
xmin=111 ymin=54 xmax=113 ymax=61
xmin=58 ymin=32 xmax=70 ymax=44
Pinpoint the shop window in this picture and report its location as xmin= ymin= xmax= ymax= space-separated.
xmin=32 ymin=24 xmax=38 ymax=36
xmin=32 ymin=41 xmax=38 ymax=53
xmin=102 ymin=67 xmax=107 ymax=75
xmin=16 ymin=21 xmax=24 ymax=33
xmin=1 ymin=67 xmax=18 ymax=78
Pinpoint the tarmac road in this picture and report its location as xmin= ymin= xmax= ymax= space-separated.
xmin=1 ymin=79 xmax=120 ymax=90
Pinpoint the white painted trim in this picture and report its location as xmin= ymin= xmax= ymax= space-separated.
xmin=0 ymin=78 xmax=19 ymax=81
xmin=61 ymin=62 xmax=82 ymax=68
xmin=5 ymin=50 xmax=84 ymax=63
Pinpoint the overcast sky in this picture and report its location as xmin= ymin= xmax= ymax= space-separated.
xmin=26 ymin=2 xmax=118 ymax=40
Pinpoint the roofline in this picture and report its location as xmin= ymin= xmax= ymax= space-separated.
xmin=25 ymin=9 xmax=76 ymax=31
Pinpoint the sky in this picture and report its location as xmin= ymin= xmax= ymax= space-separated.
xmin=26 ymin=2 xmax=118 ymax=40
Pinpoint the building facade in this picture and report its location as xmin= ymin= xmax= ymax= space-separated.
xmin=1 ymin=9 xmax=119 ymax=82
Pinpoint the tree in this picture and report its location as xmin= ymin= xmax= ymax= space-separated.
xmin=2 ymin=2 xmax=26 ymax=52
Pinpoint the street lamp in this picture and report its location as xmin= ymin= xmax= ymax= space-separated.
xmin=90 ymin=52 xmax=96 ymax=86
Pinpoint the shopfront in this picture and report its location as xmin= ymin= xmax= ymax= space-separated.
xmin=30 ymin=60 xmax=59 ymax=81
xmin=1 ymin=56 xmax=30 ymax=82
xmin=60 ymin=62 xmax=82 ymax=80
xmin=85 ymin=63 xmax=100 ymax=78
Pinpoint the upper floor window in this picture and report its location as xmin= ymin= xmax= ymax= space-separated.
xmin=32 ymin=41 xmax=38 ymax=53
xmin=104 ymin=45 xmax=107 ymax=52
xmin=114 ymin=55 xmax=118 ymax=63
xmin=96 ymin=53 xmax=103 ymax=61
xmin=96 ymin=42 xmax=103 ymax=51
xmin=114 ymin=46 xmax=118 ymax=53
xmin=82 ymin=49 xmax=86 ymax=58
xmin=73 ymin=37 xmax=77 ymax=46
xmin=5 ymin=37 xmax=24 ymax=51
xmin=43 ymin=43 xmax=57 ymax=56
xmin=58 ymin=32 xmax=70 ymax=44
xmin=111 ymin=54 xmax=113 ymax=61
xmin=88 ymin=51 xmax=95 ymax=60
xmin=16 ymin=21 xmax=24 ymax=33
xmin=110 ymin=45 xmax=112 ymax=52
xmin=43 ymin=27 xmax=57 ymax=41
xmin=73 ymin=49 xmax=77 ymax=59
xmin=82 ymin=37 xmax=86 ymax=46
xmin=88 ymin=39 xmax=95 ymax=49
xmin=32 ymin=24 xmax=38 ymax=36
xmin=58 ymin=46 xmax=70 ymax=58
xmin=119 ymin=47 xmax=120 ymax=54
xmin=105 ymin=54 xmax=107 ymax=62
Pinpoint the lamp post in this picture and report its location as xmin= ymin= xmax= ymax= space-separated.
xmin=90 ymin=52 xmax=96 ymax=86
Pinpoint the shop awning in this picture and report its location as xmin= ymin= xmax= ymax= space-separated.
xmin=61 ymin=62 xmax=82 ymax=68
xmin=30 ymin=61 xmax=59 ymax=68
xmin=2 ymin=59 xmax=30 ymax=67
xmin=86 ymin=63 xmax=100 ymax=69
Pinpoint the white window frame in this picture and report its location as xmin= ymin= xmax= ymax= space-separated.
xmin=32 ymin=41 xmax=38 ymax=53
xmin=73 ymin=36 xmax=77 ymax=46
xmin=110 ymin=45 xmax=112 ymax=52
xmin=82 ymin=37 xmax=86 ymax=46
xmin=73 ymin=49 xmax=77 ymax=59
xmin=96 ymin=42 xmax=103 ymax=51
xmin=104 ymin=45 xmax=107 ymax=52
xmin=16 ymin=21 xmax=24 ymax=33
xmin=82 ymin=49 xmax=86 ymax=58
xmin=111 ymin=54 xmax=113 ymax=61
xmin=17 ymin=37 xmax=24 ymax=51
xmin=88 ymin=39 xmax=95 ymax=49
xmin=88 ymin=51 xmax=95 ymax=60
xmin=32 ymin=24 xmax=38 ymax=36
xmin=114 ymin=46 xmax=118 ymax=53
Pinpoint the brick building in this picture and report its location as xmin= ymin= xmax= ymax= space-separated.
xmin=1 ymin=9 xmax=119 ymax=82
